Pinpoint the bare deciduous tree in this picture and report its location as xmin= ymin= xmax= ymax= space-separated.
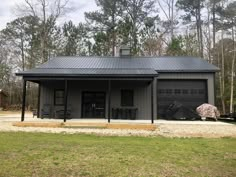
xmin=157 ymin=0 xmax=177 ymax=40
xmin=15 ymin=0 xmax=70 ymax=63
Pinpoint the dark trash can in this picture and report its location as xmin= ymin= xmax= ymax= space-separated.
xmin=124 ymin=109 xmax=129 ymax=119
xmin=130 ymin=108 xmax=137 ymax=120
xmin=117 ymin=108 xmax=122 ymax=119
xmin=112 ymin=108 xmax=119 ymax=119
xmin=121 ymin=109 xmax=127 ymax=119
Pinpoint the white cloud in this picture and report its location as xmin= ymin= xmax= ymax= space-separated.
xmin=58 ymin=0 xmax=98 ymax=26
xmin=0 ymin=0 xmax=98 ymax=30
xmin=0 ymin=0 xmax=25 ymax=29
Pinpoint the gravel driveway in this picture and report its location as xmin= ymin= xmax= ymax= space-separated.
xmin=0 ymin=113 xmax=235 ymax=138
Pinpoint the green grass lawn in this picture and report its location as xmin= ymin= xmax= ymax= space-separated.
xmin=0 ymin=132 xmax=235 ymax=177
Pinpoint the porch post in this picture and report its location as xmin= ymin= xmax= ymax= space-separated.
xmin=63 ymin=80 xmax=68 ymax=122
xmin=21 ymin=79 xmax=27 ymax=122
xmin=37 ymin=82 xmax=41 ymax=118
xmin=151 ymin=78 xmax=153 ymax=124
xmin=152 ymin=77 xmax=157 ymax=124
xmin=108 ymin=80 xmax=111 ymax=123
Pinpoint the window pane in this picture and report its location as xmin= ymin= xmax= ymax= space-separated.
xmin=54 ymin=90 xmax=64 ymax=105
xmin=158 ymin=89 xmax=165 ymax=94
xmin=198 ymin=89 xmax=205 ymax=94
xmin=56 ymin=91 xmax=64 ymax=97
xmin=190 ymin=89 xmax=198 ymax=94
xmin=166 ymin=89 xmax=172 ymax=94
xmin=56 ymin=98 xmax=64 ymax=105
xmin=174 ymin=89 xmax=181 ymax=94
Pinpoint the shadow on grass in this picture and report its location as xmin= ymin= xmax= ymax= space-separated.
xmin=218 ymin=118 xmax=236 ymax=125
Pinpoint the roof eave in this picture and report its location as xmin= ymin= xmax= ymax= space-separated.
xmin=17 ymin=73 xmax=159 ymax=78
xmin=157 ymin=70 xmax=220 ymax=73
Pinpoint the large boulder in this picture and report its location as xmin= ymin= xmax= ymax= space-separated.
xmin=196 ymin=103 xmax=220 ymax=121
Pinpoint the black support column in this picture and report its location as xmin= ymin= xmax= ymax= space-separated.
xmin=37 ymin=83 xmax=41 ymax=118
xmin=21 ymin=79 xmax=27 ymax=122
xmin=63 ymin=80 xmax=68 ymax=122
xmin=108 ymin=80 xmax=111 ymax=123
xmin=151 ymin=77 xmax=157 ymax=124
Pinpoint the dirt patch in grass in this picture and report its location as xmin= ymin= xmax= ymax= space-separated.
xmin=0 ymin=111 xmax=32 ymax=117
xmin=0 ymin=111 xmax=22 ymax=115
xmin=13 ymin=122 xmax=157 ymax=131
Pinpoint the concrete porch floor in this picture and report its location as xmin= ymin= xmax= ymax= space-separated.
xmin=0 ymin=112 xmax=233 ymax=126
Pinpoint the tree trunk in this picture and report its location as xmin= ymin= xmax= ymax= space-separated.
xmin=132 ymin=23 xmax=138 ymax=55
xmin=212 ymin=1 xmax=216 ymax=50
xmin=198 ymin=0 xmax=203 ymax=58
xmin=20 ymin=36 xmax=25 ymax=71
xmin=170 ymin=0 xmax=174 ymax=40
xmin=221 ymin=30 xmax=226 ymax=114
xmin=230 ymin=26 xmax=235 ymax=113
xmin=207 ymin=6 xmax=212 ymax=63
xmin=195 ymin=9 xmax=201 ymax=57
xmin=41 ymin=0 xmax=47 ymax=63
xmin=112 ymin=14 xmax=115 ymax=57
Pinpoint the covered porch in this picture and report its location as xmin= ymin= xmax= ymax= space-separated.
xmin=20 ymin=76 xmax=158 ymax=124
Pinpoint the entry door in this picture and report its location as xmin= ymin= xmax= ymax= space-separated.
xmin=82 ymin=92 xmax=106 ymax=118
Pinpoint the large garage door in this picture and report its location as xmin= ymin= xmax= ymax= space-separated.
xmin=157 ymin=80 xmax=208 ymax=118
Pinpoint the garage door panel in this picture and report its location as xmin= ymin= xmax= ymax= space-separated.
xmin=157 ymin=80 xmax=207 ymax=118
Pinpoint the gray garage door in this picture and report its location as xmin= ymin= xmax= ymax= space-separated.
xmin=157 ymin=80 xmax=208 ymax=118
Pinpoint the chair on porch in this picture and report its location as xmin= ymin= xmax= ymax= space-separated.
xmin=32 ymin=109 xmax=37 ymax=118
xmin=41 ymin=104 xmax=52 ymax=118
xmin=54 ymin=105 xmax=72 ymax=119
xmin=112 ymin=108 xmax=138 ymax=120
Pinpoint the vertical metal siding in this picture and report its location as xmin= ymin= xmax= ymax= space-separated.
xmin=40 ymin=80 xmax=151 ymax=120
xmin=40 ymin=81 xmax=64 ymax=117
xmin=39 ymin=73 xmax=214 ymax=120
xmin=110 ymin=81 xmax=151 ymax=120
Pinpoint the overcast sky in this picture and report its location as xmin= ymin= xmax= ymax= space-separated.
xmin=0 ymin=0 xmax=98 ymax=30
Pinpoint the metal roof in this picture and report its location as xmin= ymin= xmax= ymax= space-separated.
xmin=16 ymin=56 xmax=219 ymax=77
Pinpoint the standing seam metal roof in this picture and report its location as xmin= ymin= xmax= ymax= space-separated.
xmin=16 ymin=56 xmax=219 ymax=77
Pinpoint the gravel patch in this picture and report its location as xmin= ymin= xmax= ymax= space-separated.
xmin=0 ymin=114 xmax=236 ymax=138
xmin=157 ymin=124 xmax=236 ymax=138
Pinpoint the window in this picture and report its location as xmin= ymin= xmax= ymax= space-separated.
xmin=121 ymin=90 xmax=134 ymax=107
xmin=198 ymin=89 xmax=205 ymax=94
xmin=158 ymin=89 xmax=172 ymax=95
xmin=190 ymin=89 xmax=198 ymax=94
xmin=174 ymin=89 xmax=181 ymax=94
xmin=182 ymin=89 xmax=188 ymax=94
xmin=54 ymin=90 xmax=64 ymax=105
xmin=158 ymin=89 xmax=165 ymax=94
xmin=166 ymin=89 xmax=172 ymax=94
